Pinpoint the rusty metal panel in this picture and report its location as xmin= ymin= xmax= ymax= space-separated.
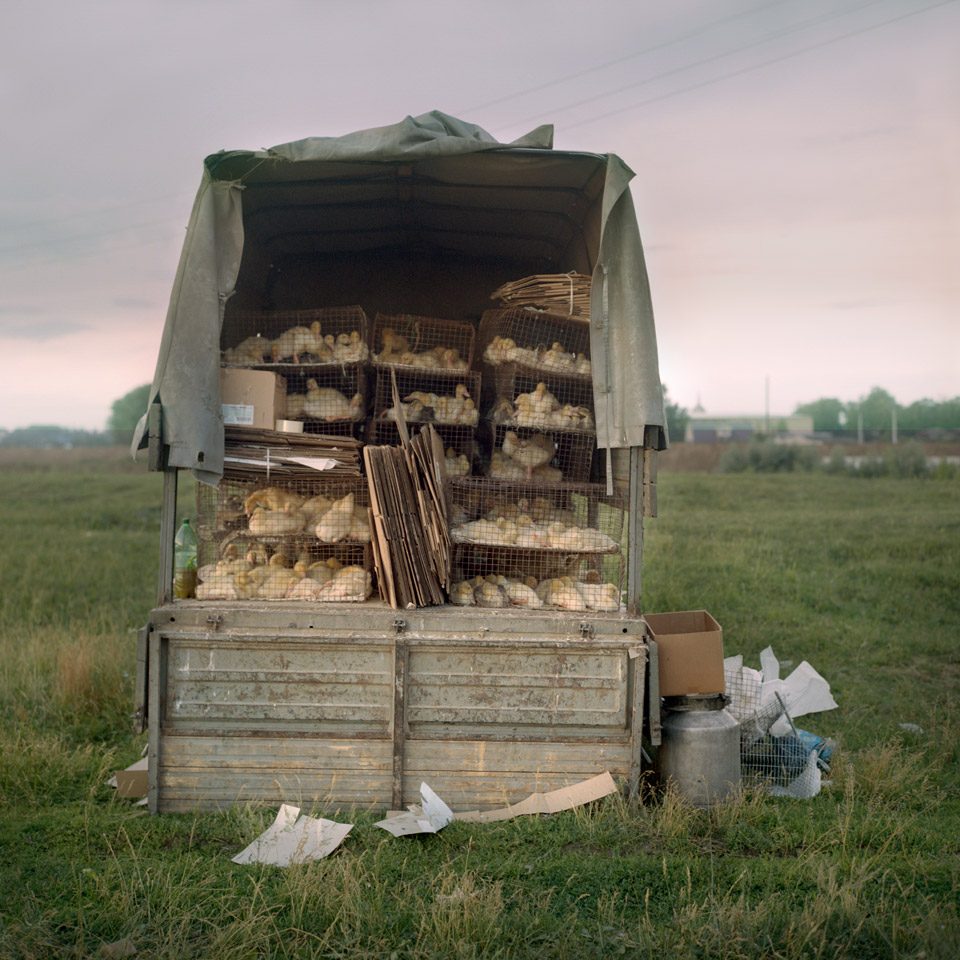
xmin=403 ymin=739 xmax=633 ymax=810
xmin=158 ymin=735 xmax=393 ymax=812
xmin=163 ymin=637 xmax=394 ymax=736
xmin=406 ymin=644 xmax=630 ymax=737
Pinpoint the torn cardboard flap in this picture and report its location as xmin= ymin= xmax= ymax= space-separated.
xmin=232 ymin=804 xmax=353 ymax=866
xmin=375 ymin=782 xmax=454 ymax=837
xmin=115 ymin=758 xmax=148 ymax=799
xmin=456 ymin=771 xmax=617 ymax=823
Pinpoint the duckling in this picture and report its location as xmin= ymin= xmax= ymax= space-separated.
xmin=474 ymin=580 xmax=508 ymax=608
xmin=532 ymin=463 xmax=563 ymax=482
xmin=536 ymin=578 xmax=587 ymax=611
xmin=272 ymin=324 xmax=319 ymax=364
xmin=224 ymin=335 xmax=268 ymax=366
xmin=449 ymin=580 xmax=477 ymax=606
xmin=505 ymin=344 xmax=540 ymax=367
xmin=487 ymin=451 xmax=527 ymax=481
xmin=257 ymin=562 xmax=302 ymax=599
xmin=578 ymin=582 xmax=620 ymax=612
xmin=317 ymin=566 xmax=372 ymax=601
xmin=244 ymin=487 xmax=305 ymax=516
xmin=502 ymin=431 xmax=557 ymax=480
xmin=574 ymin=355 xmax=592 ymax=377
xmin=248 ymin=504 xmax=307 ymax=537
xmin=539 ymin=342 xmax=577 ymax=373
xmin=504 ymin=581 xmax=543 ymax=608
xmin=483 ymin=336 xmax=515 ymax=365
xmin=300 ymin=493 xmax=334 ymax=522
xmin=315 ymin=492 xmax=358 ymax=543
xmin=444 ymin=448 xmax=470 ymax=477
xmin=301 ymin=380 xmax=364 ymax=421
xmin=440 ymin=347 xmax=468 ymax=370
xmin=375 ymin=328 xmax=410 ymax=362
xmin=434 ymin=384 xmax=472 ymax=425
xmin=515 ymin=382 xmax=560 ymax=423
xmin=332 ymin=330 xmax=369 ymax=363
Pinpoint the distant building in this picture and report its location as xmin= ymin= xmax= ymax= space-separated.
xmin=684 ymin=414 xmax=814 ymax=443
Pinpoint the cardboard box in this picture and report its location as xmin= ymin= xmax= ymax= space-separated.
xmin=221 ymin=369 xmax=286 ymax=429
xmin=644 ymin=610 xmax=724 ymax=696
xmin=115 ymin=757 xmax=148 ymax=798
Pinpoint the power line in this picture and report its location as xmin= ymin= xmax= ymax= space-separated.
xmin=556 ymin=0 xmax=958 ymax=132
xmin=458 ymin=0 xmax=795 ymax=114
xmin=0 ymin=190 xmax=194 ymax=237
xmin=0 ymin=214 xmax=187 ymax=257
xmin=500 ymin=0 xmax=890 ymax=132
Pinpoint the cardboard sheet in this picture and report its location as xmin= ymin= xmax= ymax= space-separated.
xmin=456 ymin=771 xmax=617 ymax=823
xmin=232 ymin=804 xmax=353 ymax=866
xmin=375 ymin=782 xmax=455 ymax=837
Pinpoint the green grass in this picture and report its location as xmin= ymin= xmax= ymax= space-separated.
xmin=0 ymin=468 xmax=957 ymax=958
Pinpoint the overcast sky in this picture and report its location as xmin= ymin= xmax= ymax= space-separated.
xmin=1 ymin=0 xmax=957 ymax=430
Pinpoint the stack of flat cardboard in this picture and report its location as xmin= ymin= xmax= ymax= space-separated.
xmin=490 ymin=273 xmax=591 ymax=319
xmin=364 ymin=373 xmax=450 ymax=608
xmin=223 ymin=425 xmax=362 ymax=479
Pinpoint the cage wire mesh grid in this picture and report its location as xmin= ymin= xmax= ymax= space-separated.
xmin=372 ymin=366 xmax=481 ymax=427
xmin=221 ymin=305 xmax=370 ymax=366
xmin=483 ymin=367 xmax=595 ymax=434
xmin=723 ymin=670 xmax=818 ymax=785
xmin=479 ymin=307 xmax=592 ymax=380
xmin=446 ymin=477 xmax=625 ymax=610
xmin=482 ymin=422 xmax=596 ymax=483
xmin=371 ymin=312 xmax=475 ymax=370
xmin=195 ymin=475 xmax=374 ymax=602
xmin=282 ymin=364 xmax=367 ymax=427
xmin=366 ymin=421 xmax=478 ymax=477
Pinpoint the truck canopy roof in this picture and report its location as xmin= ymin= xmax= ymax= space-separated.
xmin=135 ymin=111 xmax=664 ymax=483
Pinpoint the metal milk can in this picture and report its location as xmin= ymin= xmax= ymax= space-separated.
xmin=657 ymin=694 xmax=741 ymax=806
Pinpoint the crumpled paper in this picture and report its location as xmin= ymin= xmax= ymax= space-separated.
xmin=232 ymin=804 xmax=353 ymax=865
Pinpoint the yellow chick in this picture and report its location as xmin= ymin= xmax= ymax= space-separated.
xmin=449 ymin=580 xmax=477 ymax=606
xmin=248 ymin=505 xmax=307 ymax=537
xmin=502 ymin=431 xmax=557 ymax=479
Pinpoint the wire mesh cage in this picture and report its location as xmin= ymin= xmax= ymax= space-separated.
xmin=483 ymin=367 xmax=595 ymax=433
xmin=221 ymin=306 xmax=370 ymax=367
xmin=282 ymin=364 xmax=367 ymax=426
xmin=478 ymin=307 xmax=592 ymax=379
xmin=195 ymin=474 xmax=374 ymax=602
xmin=366 ymin=421 xmax=478 ymax=477
xmin=371 ymin=312 xmax=475 ymax=370
xmin=482 ymin=422 xmax=596 ymax=483
xmin=371 ymin=366 xmax=481 ymax=427
xmin=723 ymin=670 xmax=823 ymax=785
xmin=446 ymin=478 xmax=625 ymax=611
xmin=449 ymin=548 xmax=623 ymax=612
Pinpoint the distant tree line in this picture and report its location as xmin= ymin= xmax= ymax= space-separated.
xmin=795 ymin=387 xmax=960 ymax=434
xmin=1 ymin=384 xmax=151 ymax=447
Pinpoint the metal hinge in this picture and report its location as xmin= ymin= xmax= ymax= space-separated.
xmin=393 ymin=618 xmax=406 ymax=635
xmin=206 ymin=614 xmax=223 ymax=631
xmin=579 ymin=622 xmax=594 ymax=639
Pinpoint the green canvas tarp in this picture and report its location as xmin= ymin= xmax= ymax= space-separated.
xmin=134 ymin=110 xmax=665 ymax=484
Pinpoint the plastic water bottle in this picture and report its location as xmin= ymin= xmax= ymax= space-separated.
xmin=173 ymin=518 xmax=197 ymax=599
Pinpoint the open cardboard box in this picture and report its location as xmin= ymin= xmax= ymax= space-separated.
xmin=115 ymin=758 xmax=148 ymax=798
xmin=644 ymin=610 xmax=724 ymax=696
xmin=221 ymin=369 xmax=287 ymax=429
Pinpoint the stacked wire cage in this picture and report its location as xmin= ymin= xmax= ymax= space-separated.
xmin=221 ymin=306 xmax=370 ymax=437
xmin=370 ymin=312 xmax=475 ymax=371
xmin=222 ymin=305 xmax=371 ymax=367
xmin=446 ymin=478 xmax=626 ymax=611
xmin=367 ymin=363 xmax=481 ymax=476
xmin=195 ymin=473 xmax=374 ymax=602
xmin=478 ymin=307 xmax=592 ymax=380
xmin=723 ymin=670 xmax=832 ymax=787
xmin=478 ymin=308 xmax=596 ymax=483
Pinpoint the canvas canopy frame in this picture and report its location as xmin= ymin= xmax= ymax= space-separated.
xmin=133 ymin=111 xmax=665 ymax=486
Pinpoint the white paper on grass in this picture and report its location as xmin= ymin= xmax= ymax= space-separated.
xmin=232 ymin=804 xmax=353 ymax=865
xmin=769 ymin=750 xmax=822 ymax=799
xmin=375 ymin=782 xmax=454 ymax=837
xmin=760 ymin=646 xmax=780 ymax=683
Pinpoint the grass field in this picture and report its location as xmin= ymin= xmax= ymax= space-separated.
xmin=0 ymin=461 xmax=958 ymax=959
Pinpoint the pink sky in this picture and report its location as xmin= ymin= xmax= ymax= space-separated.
xmin=1 ymin=0 xmax=956 ymax=430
